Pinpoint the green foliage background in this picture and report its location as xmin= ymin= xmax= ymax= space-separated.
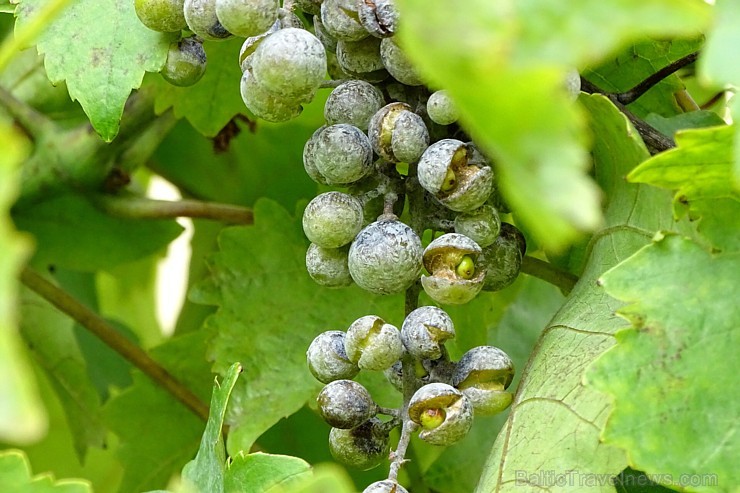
xmin=0 ymin=1 xmax=737 ymax=492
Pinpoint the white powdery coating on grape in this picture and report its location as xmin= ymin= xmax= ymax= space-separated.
xmin=391 ymin=110 xmax=429 ymax=163
xmin=251 ymin=27 xmax=327 ymax=100
xmin=325 ymin=80 xmax=385 ymax=131
xmin=418 ymin=139 xmax=493 ymax=212
xmin=318 ymin=379 xmax=376 ymax=429
xmin=312 ymin=124 xmax=373 ymax=184
xmin=161 ymin=37 xmax=206 ymax=87
xmin=336 ymin=37 xmax=385 ymax=76
xmin=321 ymin=0 xmax=368 ymax=41
xmin=306 ymin=330 xmax=358 ymax=383
xmin=421 ymin=274 xmax=483 ymax=305
xmin=216 ymin=0 xmax=278 ymax=38
xmin=344 ymin=315 xmax=403 ymax=371
xmin=305 ymin=243 xmax=353 ymax=288
xmin=363 ymin=480 xmax=410 ymax=493
xmin=427 ymin=89 xmax=459 ymax=125
xmin=240 ymin=70 xmax=302 ymax=122
xmin=303 ymin=125 xmax=328 ymax=184
xmin=424 ymin=232 xmax=482 ymax=259
xmin=358 ymin=0 xmax=398 ymax=37
xmin=480 ymin=227 xmax=523 ymax=292
xmin=418 ymin=138 xmax=463 ymax=194
xmin=302 ymin=191 xmax=364 ymax=248
xmin=454 ymin=205 xmax=501 ymax=248
xmin=348 ymin=219 xmax=423 ymax=295
xmin=408 ymin=383 xmax=473 ymax=446
xmin=184 ymin=0 xmax=231 ymax=40
xmin=368 ymin=102 xmax=407 ymax=162
xmin=452 ymin=346 xmax=514 ymax=387
xmin=380 ymin=36 xmax=423 ymax=86
xmin=313 ymin=14 xmax=338 ymax=52
xmin=135 ymin=0 xmax=186 ymax=33
xmin=401 ymin=306 xmax=455 ymax=360
xmin=421 ymin=233 xmax=485 ymax=305
xmin=329 ymin=419 xmax=388 ymax=470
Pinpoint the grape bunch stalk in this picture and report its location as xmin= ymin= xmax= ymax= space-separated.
xmin=133 ymin=0 xmax=579 ymax=490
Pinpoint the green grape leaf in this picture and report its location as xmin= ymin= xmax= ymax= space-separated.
xmin=699 ymin=0 xmax=740 ymax=185
xmin=586 ymin=39 xmax=703 ymax=118
xmin=96 ymin=255 xmax=164 ymax=349
xmin=0 ymin=449 xmax=92 ymax=493
xmin=628 ymin=125 xmax=740 ymax=252
xmin=181 ymin=362 xmax=241 ymax=493
xmin=396 ymin=0 xmax=710 ymax=251
xmin=152 ymin=38 xmax=244 ymax=137
xmin=223 ymin=452 xmax=311 ymax=493
xmin=270 ymin=464 xmax=356 ymax=493
xmin=587 ymin=235 xmax=739 ymax=492
xmin=613 ymin=468 xmax=676 ymax=493
xmin=103 ymin=331 xmax=213 ymax=493
xmin=475 ymin=94 xmax=683 ymax=492
xmin=14 ymin=0 xmax=173 ymax=141
xmin=700 ymin=0 xmax=740 ymax=88
xmin=12 ymin=193 xmax=182 ymax=271
xmin=644 ymin=111 xmax=726 ymax=138
xmin=190 ymin=199 xmax=404 ymax=454
xmin=47 ymin=269 xmax=135 ymax=402
xmin=0 ymin=124 xmax=45 ymax=443
xmin=19 ymin=283 xmax=106 ymax=459
xmin=150 ymin=96 xmax=323 ymax=209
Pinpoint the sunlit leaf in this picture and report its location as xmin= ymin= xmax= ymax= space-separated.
xmin=0 ymin=124 xmax=44 ymax=444
xmin=13 ymin=193 xmax=182 ymax=272
xmin=588 ymin=235 xmax=739 ymax=492
xmin=628 ymin=125 xmax=740 ymax=251
xmin=0 ymin=449 xmax=91 ymax=492
xmin=14 ymin=0 xmax=173 ymax=140
xmin=181 ymin=362 xmax=241 ymax=493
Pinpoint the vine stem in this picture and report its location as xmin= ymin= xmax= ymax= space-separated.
xmin=93 ymin=194 xmax=254 ymax=224
xmin=0 ymin=84 xmax=54 ymax=138
xmin=521 ymin=255 xmax=578 ymax=295
xmin=614 ymin=51 xmax=699 ymax=105
xmin=19 ymin=267 xmax=210 ymax=422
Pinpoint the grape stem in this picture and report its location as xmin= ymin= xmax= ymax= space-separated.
xmin=319 ymin=79 xmax=350 ymax=89
xmin=19 ymin=267 xmax=211 ymax=423
xmin=93 ymin=193 xmax=254 ymax=225
xmin=377 ymin=406 xmax=401 ymax=418
xmin=520 ymin=255 xmax=578 ymax=295
xmin=389 ymin=350 xmax=422 ymax=482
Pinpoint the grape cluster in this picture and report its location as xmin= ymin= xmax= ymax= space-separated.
xmin=133 ymin=2 xmax=577 ymax=491
xmin=307 ymin=307 xmax=514 ymax=492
